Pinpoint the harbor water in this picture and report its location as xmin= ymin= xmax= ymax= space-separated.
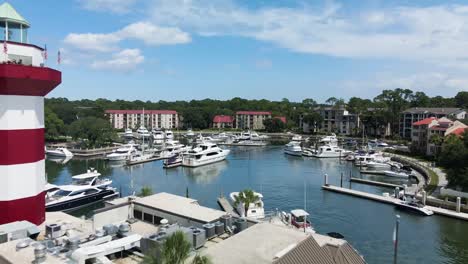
xmin=46 ymin=146 xmax=468 ymax=264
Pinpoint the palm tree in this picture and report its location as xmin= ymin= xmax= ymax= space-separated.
xmin=161 ymin=231 xmax=191 ymax=264
xmin=233 ymin=189 xmax=259 ymax=217
xmin=429 ymin=134 xmax=444 ymax=160
xmin=192 ymin=254 xmax=212 ymax=264
xmin=138 ymin=186 xmax=153 ymax=197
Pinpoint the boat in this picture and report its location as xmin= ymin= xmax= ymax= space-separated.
xmin=152 ymin=129 xmax=165 ymax=145
xmin=136 ymin=126 xmax=151 ymax=138
xmin=212 ymin=132 xmax=229 ymax=142
xmin=311 ymin=145 xmax=349 ymax=158
xmin=384 ymin=170 xmax=411 ymax=178
xmin=127 ymin=151 xmax=156 ymax=164
xmin=302 ymin=148 xmax=315 ymax=157
xmin=284 ymin=141 xmax=302 ymax=156
xmin=319 ymin=133 xmax=338 ymax=147
xmin=106 ymin=144 xmax=137 ymax=161
xmin=186 ymin=129 xmax=195 ymax=137
xmin=394 ymin=198 xmax=434 ymax=216
xmin=366 ymin=161 xmax=392 ymax=169
xmin=46 ymin=147 xmax=74 ymax=158
xmin=163 ymin=154 xmax=182 ymax=168
xmin=123 ymin=128 xmax=133 ymax=139
xmin=291 ymin=134 xmax=302 ymax=141
xmin=45 ymin=170 xmax=117 ymax=212
xmin=196 ymin=135 xmax=222 ymax=144
xmin=281 ymin=209 xmax=315 ymax=233
xmin=165 ymin=130 xmax=174 ymax=140
xmin=160 ymin=140 xmax=190 ymax=159
xmin=229 ymin=191 xmax=265 ymax=219
xmin=182 ymin=142 xmax=230 ymax=167
xmin=231 ymin=140 xmax=267 ymax=147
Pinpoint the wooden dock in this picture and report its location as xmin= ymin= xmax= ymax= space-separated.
xmin=322 ymin=185 xmax=468 ymax=221
xmin=217 ymin=196 xmax=239 ymax=217
xmin=350 ymin=177 xmax=403 ymax=189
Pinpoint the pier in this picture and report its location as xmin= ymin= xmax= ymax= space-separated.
xmin=350 ymin=177 xmax=403 ymax=189
xmin=322 ymin=185 xmax=468 ymax=221
xmin=126 ymin=156 xmax=164 ymax=166
xmin=217 ymin=196 xmax=239 ymax=217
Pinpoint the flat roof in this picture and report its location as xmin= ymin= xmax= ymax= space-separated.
xmin=134 ymin=192 xmax=226 ymax=223
xmin=203 ymin=222 xmax=309 ymax=264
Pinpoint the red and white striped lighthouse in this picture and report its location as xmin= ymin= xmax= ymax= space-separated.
xmin=0 ymin=3 xmax=61 ymax=225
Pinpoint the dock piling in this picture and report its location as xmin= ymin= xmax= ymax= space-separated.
xmin=324 ymin=174 xmax=329 ymax=186
xmin=340 ymin=173 xmax=343 ymax=188
xmin=395 ymin=187 xmax=400 ymax=199
xmin=422 ymin=190 xmax=427 ymax=205
xmin=457 ymin=197 xmax=461 ymax=213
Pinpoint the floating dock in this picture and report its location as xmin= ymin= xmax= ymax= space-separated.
xmin=126 ymin=156 xmax=164 ymax=166
xmin=350 ymin=177 xmax=403 ymax=189
xmin=217 ymin=196 xmax=239 ymax=217
xmin=322 ymin=185 xmax=468 ymax=221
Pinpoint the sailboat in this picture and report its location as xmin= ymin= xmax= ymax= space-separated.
xmin=127 ymin=109 xmax=156 ymax=165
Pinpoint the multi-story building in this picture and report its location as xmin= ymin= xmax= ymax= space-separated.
xmin=212 ymin=115 xmax=234 ymax=129
xmin=300 ymin=107 xmax=358 ymax=135
xmin=235 ymin=111 xmax=272 ymax=130
xmin=400 ymin=107 xmax=466 ymax=139
xmin=411 ymin=117 xmax=467 ymax=155
xmin=105 ymin=110 xmax=179 ymax=130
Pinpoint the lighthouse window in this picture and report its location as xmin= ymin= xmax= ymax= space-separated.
xmin=7 ymin=22 xmax=22 ymax=43
xmin=0 ymin=21 xmax=5 ymax=40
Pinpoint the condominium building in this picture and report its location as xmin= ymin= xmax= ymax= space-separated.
xmin=300 ymin=107 xmax=358 ymax=135
xmin=400 ymin=107 xmax=466 ymax=139
xmin=105 ymin=110 xmax=179 ymax=129
xmin=411 ymin=117 xmax=467 ymax=155
xmin=212 ymin=115 xmax=234 ymax=129
xmin=235 ymin=111 xmax=272 ymax=130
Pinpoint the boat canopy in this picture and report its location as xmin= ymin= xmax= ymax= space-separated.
xmin=291 ymin=209 xmax=309 ymax=217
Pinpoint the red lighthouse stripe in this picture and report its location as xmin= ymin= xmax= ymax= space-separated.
xmin=0 ymin=64 xmax=61 ymax=96
xmin=0 ymin=128 xmax=45 ymax=165
xmin=0 ymin=192 xmax=45 ymax=225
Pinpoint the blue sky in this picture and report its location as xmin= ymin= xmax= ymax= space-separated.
xmin=8 ymin=0 xmax=468 ymax=102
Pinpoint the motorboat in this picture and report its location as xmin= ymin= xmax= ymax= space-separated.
xmin=311 ymin=145 xmax=349 ymax=158
xmin=160 ymin=140 xmax=190 ymax=158
xmin=281 ymin=209 xmax=315 ymax=233
xmin=137 ymin=126 xmax=151 ymax=138
xmin=367 ymin=161 xmax=392 ymax=169
xmin=284 ymin=141 xmax=302 ymax=156
xmin=127 ymin=151 xmax=155 ymax=164
xmin=45 ymin=170 xmax=117 ymax=212
xmin=182 ymin=142 xmax=230 ymax=167
xmin=186 ymin=129 xmax=195 ymax=137
xmin=229 ymin=191 xmax=265 ymax=219
xmin=196 ymin=135 xmax=222 ymax=144
xmin=384 ymin=170 xmax=411 ymax=178
xmin=231 ymin=140 xmax=267 ymax=147
xmin=319 ymin=133 xmax=338 ymax=147
xmin=212 ymin=132 xmax=229 ymax=142
xmin=165 ymin=130 xmax=174 ymax=140
xmin=354 ymin=152 xmax=388 ymax=166
xmin=123 ymin=128 xmax=133 ymax=139
xmin=106 ymin=144 xmax=137 ymax=161
xmin=46 ymin=147 xmax=74 ymax=158
xmin=302 ymin=147 xmax=316 ymax=157
xmin=291 ymin=135 xmax=302 ymax=141
xmin=163 ymin=154 xmax=182 ymax=168
xmin=394 ymin=198 xmax=434 ymax=216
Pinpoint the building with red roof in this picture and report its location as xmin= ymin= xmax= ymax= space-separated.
xmin=212 ymin=115 xmax=234 ymax=129
xmin=274 ymin=116 xmax=287 ymax=124
xmin=105 ymin=109 xmax=179 ymax=129
xmin=235 ymin=111 xmax=272 ymax=130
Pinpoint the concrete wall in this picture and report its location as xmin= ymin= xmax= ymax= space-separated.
xmin=134 ymin=204 xmax=208 ymax=228
xmin=93 ymin=204 xmax=132 ymax=230
xmin=441 ymin=188 xmax=468 ymax=199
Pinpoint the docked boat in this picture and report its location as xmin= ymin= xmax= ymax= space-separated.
xmin=137 ymin=126 xmax=151 ymax=138
xmin=186 ymin=129 xmax=195 ymax=137
xmin=367 ymin=161 xmax=392 ymax=169
xmin=231 ymin=140 xmax=267 ymax=147
xmin=45 ymin=170 xmax=117 ymax=212
xmin=291 ymin=135 xmax=302 ymax=141
xmin=284 ymin=141 xmax=302 ymax=156
xmin=182 ymin=142 xmax=230 ymax=167
xmin=123 ymin=128 xmax=134 ymax=139
xmin=152 ymin=129 xmax=165 ymax=145
xmin=302 ymin=147 xmax=316 ymax=157
xmin=311 ymin=145 xmax=349 ymax=158
xmin=281 ymin=209 xmax=315 ymax=233
xmin=160 ymin=140 xmax=190 ymax=159
xmin=394 ymin=199 xmax=434 ymax=216
xmin=229 ymin=191 xmax=265 ymax=219
xmin=165 ymin=130 xmax=174 ymax=140
xmin=46 ymin=147 xmax=74 ymax=158
xmin=196 ymin=135 xmax=222 ymax=144
xmin=384 ymin=170 xmax=411 ymax=178
xmin=163 ymin=154 xmax=183 ymax=168
xmin=127 ymin=151 xmax=156 ymax=165
xmin=106 ymin=144 xmax=137 ymax=161
xmin=319 ymin=133 xmax=338 ymax=147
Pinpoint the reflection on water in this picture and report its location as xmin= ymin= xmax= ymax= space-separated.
xmin=45 ymin=146 xmax=468 ymax=264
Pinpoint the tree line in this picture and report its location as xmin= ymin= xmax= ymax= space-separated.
xmin=45 ymin=89 xmax=468 ymax=144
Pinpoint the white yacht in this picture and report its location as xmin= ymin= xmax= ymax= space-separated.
xmin=127 ymin=151 xmax=155 ymax=164
xmin=311 ymin=145 xmax=349 ymax=158
xmin=152 ymin=129 xmax=165 ymax=144
xmin=232 ymin=140 xmax=267 ymax=147
xmin=123 ymin=128 xmax=134 ymax=139
xmin=384 ymin=170 xmax=412 ymax=178
xmin=46 ymin=147 xmax=74 ymax=158
xmin=229 ymin=191 xmax=265 ymax=219
xmin=291 ymin=135 xmax=302 ymax=141
xmin=367 ymin=161 xmax=392 ymax=169
xmin=394 ymin=198 xmax=433 ymax=216
xmin=45 ymin=169 xmax=117 ymax=212
xmin=186 ymin=129 xmax=195 ymax=137
xmin=319 ymin=133 xmax=338 ymax=147
xmin=196 ymin=135 xmax=222 ymax=144
xmin=182 ymin=142 xmax=230 ymax=167
xmin=160 ymin=140 xmax=190 ymax=159
xmin=354 ymin=153 xmax=388 ymax=166
xmin=137 ymin=126 xmax=151 ymax=138
xmin=165 ymin=130 xmax=174 ymax=140
xmin=163 ymin=154 xmax=183 ymax=168
xmin=284 ymin=141 xmax=302 ymax=156
xmin=106 ymin=144 xmax=137 ymax=161
xmin=302 ymin=147 xmax=315 ymax=157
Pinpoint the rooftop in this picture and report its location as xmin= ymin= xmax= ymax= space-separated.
xmin=403 ymin=107 xmax=464 ymax=115
xmin=413 ymin=117 xmax=437 ymax=126
xmin=450 ymin=127 xmax=468 ymax=137
xmin=236 ymin=111 xmax=272 ymax=115
xmin=105 ymin=109 xmax=177 ymax=114
xmin=0 ymin=2 xmax=30 ymax=27
xmin=213 ymin=115 xmax=234 ymax=123
xmin=133 ymin=192 xmax=226 ymax=223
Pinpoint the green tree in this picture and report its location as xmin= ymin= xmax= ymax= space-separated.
xmin=429 ymin=134 xmax=444 ymax=158
xmin=301 ymin=112 xmax=323 ymax=133
xmin=455 ymin=91 xmax=468 ymax=108
xmin=438 ymin=134 xmax=468 ymax=190
xmin=68 ymin=116 xmax=117 ymax=148
xmin=263 ymin=118 xmax=286 ymax=132
xmin=44 ymin=106 xmax=65 ymax=140
xmin=162 ymin=231 xmax=191 ymax=264
xmin=138 ymin=186 xmax=153 ymax=197
xmin=233 ymin=189 xmax=260 ymax=217
xmin=192 ymin=255 xmax=212 ymax=264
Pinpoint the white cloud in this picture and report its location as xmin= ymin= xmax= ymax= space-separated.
xmin=78 ymin=0 xmax=137 ymax=14
xmin=64 ymin=21 xmax=190 ymax=52
xmin=91 ymin=49 xmax=144 ymax=71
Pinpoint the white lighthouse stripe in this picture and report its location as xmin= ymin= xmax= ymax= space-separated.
xmin=0 ymin=160 xmax=45 ymax=201
xmin=0 ymin=95 xmax=44 ymax=130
